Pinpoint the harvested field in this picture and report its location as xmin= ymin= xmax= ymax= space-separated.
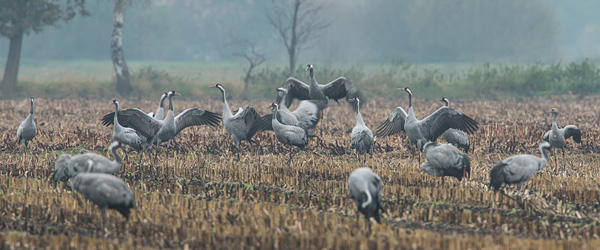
xmin=1 ymin=95 xmax=600 ymax=249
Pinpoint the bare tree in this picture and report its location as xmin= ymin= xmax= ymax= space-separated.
xmin=111 ymin=0 xmax=132 ymax=95
xmin=232 ymin=40 xmax=266 ymax=95
xmin=267 ymin=0 xmax=332 ymax=76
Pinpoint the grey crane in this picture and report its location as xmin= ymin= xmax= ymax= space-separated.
xmin=147 ymin=92 xmax=168 ymax=120
xmin=348 ymin=167 xmax=385 ymax=229
xmin=211 ymin=83 xmax=263 ymax=161
xmin=259 ymin=87 xmax=326 ymax=135
xmin=111 ymin=100 xmax=148 ymax=151
xmin=101 ymin=91 xmax=221 ymax=163
xmin=375 ymin=88 xmax=478 ymax=166
xmin=70 ymin=172 xmax=135 ymax=235
xmin=350 ymin=98 xmax=374 ymax=164
xmin=278 ymin=64 xmax=361 ymax=111
xmin=542 ymin=108 xmax=581 ymax=169
xmin=489 ymin=141 xmax=551 ymax=191
xmin=16 ymin=96 xmax=37 ymax=148
xmin=420 ymin=142 xmax=470 ymax=187
xmin=53 ymin=141 xmax=123 ymax=181
xmin=440 ymin=97 xmax=471 ymax=152
xmin=271 ymin=102 xmax=308 ymax=163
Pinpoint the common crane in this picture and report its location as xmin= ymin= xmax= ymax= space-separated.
xmin=101 ymin=91 xmax=221 ymax=163
xmin=542 ymin=108 xmax=581 ymax=169
xmin=439 ymin=97 xmax=470 ymax=152
xmin=53 ymin=141 xmax=123 ymax=181
xmin=211 ymin=83 xmax=263 ymax=161
xmin=489 ymin=141 xmax=552 ymax=191
xmin=270 ymin=102 xmax=308 ymax=163
xmin=421 ymin=142 xmax=470 ymax=187
xmin=278 ymin=64 xmax=361 ymax=111
xmin=147 ymin=92 xmax=168 ymax=120
xmin=348 ymin=167 xmax=385 ymax=229
xmin=17 ymin=96 xmax=37 ymax=148
xmin=350 ymin=98 xmax=374 ymax=164
xmin=375 ymin=88 xmax=478 ymax=166
xmin=70 ymin=173 xmax=135 ymax=235
xmin=259 ymin=87 xmax=326 ymax=135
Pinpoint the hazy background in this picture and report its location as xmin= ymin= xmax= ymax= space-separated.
xmin=1 ymin=0 xmax=600 ymax=65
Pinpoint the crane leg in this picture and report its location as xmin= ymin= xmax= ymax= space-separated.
xmin=553 ymin=148 xmax=558 ymax=173
xmin=102 ymin=208 xmax=107 ymax=237
xmin=287 ymin=148 xmax=298 ymax=164
xmin=562 ymin=147 xmax=566 ymax=170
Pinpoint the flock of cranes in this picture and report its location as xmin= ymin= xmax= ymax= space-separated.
xmin=13 ymin=64 xmax=584 ymax=233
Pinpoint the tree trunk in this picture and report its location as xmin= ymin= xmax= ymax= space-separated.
xmin=111 ymin=0 xmax=132 ymax=96
xmin=1 ymin=31 xmax=24 ymax=93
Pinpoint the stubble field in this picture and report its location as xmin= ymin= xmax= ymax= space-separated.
xmin=1 ymin=95 xmax=600 ymax=249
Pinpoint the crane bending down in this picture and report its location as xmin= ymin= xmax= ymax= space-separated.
xmin=348 ymin=167 xmax=385 ymax=230
xmin=70 ymin=173 xmax=135 ymax=235
xmin=278 ymin=64 xmax=361 ymax=111
xmin=270 ymin=102 xmax=308 ymax=163
xmin=439 ymin=97 xmax=470 ymax=152
xmin=375 ymin=88 xmax=478 ymax=166
xmin=53 ymin=141 xmax=123 ymax=181
xmin=350 ymin=98 xmax=374 ymax=164
xmin=421 ymin=142 xmax=470 ymax=187
xmin=490 ymin=141 xmax=552 ymax=191
xmin=542 ymin=108 xmax=581 ymax=169
xmin=17 ymin=96 xmax=37 ymax=148
xmin=101 ymin=91 xmax=221 ymax=165
xmin=211 ymin=83 xmax=263 ymax=161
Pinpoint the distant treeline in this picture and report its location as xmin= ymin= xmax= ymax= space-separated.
xmin=13 ymin=61 xmax=600 ymax=100
xmin=3 ymin=0 xmax=595 ymax=63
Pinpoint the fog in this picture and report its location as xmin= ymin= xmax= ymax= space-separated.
xmin=1 ymin=0 xmax=600 ymax=64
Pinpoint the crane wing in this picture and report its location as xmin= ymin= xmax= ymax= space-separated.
xmin=174 ymin=108 xmax=221 ymax=135
xmin=234 ymin=106 xmax=263 ymax=139
xmin=375 ymin=106 xmax=408 ymax=137
xmin=542 ymin=130 xmax=551 ymax=142
xmin=321 ymin=77 xmax=362 ymax=110
xmin=101 ymin=108 xmax=162 ymax=138
xmin=280 ymin=77 xmax=310 ymax=107
xmin=563 ymin=125 xmax=582 ymax=143
xmin=419 ymin=107 xmax=479 ymax=142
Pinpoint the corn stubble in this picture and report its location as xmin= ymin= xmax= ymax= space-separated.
xmin=1 ymin=96 xmax=600 ymax=249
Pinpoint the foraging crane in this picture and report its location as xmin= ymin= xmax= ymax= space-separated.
xmin=489 ymin=141 xmax=551 ymax=191
xmin=375 ymin=88 xmax=478 ymax=166
xmin=542 ymin=108 xmax=581 ymax=169
xmin=279 ymin=64 xmax=361 ymax=111
xmin=259 ymin=87 xmax=326 ymax=135
xmin=270 ymin=102 xmax=308 ymax=163
xmin=350 ymin=98 xmax=374 ymax=164
xmin=101 ymin=91 xmax=221 ymax=161
xmin=147 ymin=92 xmax=168 ymax=120
xmin=16 ymin=96 xmax=37 ymax=148
xmin=348 ymin=167 xmax=385 ymax=228
xmin=420 ymin=142 xmax=470 ymax=187
xmin=53 ymin=141 xmax=123 ymax=181
xmin=211 ymin=83 xmax=263 ymax=161
xmin=70 ymin=173 xmax=135 ymax=235
xmin=439 ymin=97 xmax=470 ymax=152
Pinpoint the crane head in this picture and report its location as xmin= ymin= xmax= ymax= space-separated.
xmin=402 ymin=87 xmax=412 ymax=96
xmin=30 ymin=96 xmax=34 ymax=101
xmin=550 ymin=108 xmax=558 ymax=115
xmin=305 ymin=64 xmax=313 ymax=72
xmin=440 ymin=97 xmax=449 ymax=106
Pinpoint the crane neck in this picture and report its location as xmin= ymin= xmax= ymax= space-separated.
xmin=356 ymin=102 xmax=366 ymax=126
xmin=159 ymin=95 xmax=167 ymax=108
xmin=308 ymin=69 xmax=327 ymax=101
xmin=113 ymin=103 xmax=122 ymax=129
xmin=29 ymin=99 xmax=34 ymax=115
xmin=277 ymin=90 xmax=290 ymax=109
xmin=551 ymin=113 xmax=559 ymax=131
xmin=539 ymin=144 xmax=550 ymax=170
xmin=111 ymin=143 xmax=122 ymax=164
xmin=271 ymin=105 xmax=282 ymax=127
xmin=167 ymin=95 xmax=174 ymax=112
xmin=443 ymin=99 xmax=449 ymax=107
xmin=220 ymin=88 xmax=233 ymax=118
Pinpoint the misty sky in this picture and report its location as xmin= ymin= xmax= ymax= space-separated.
xmin=1 ymin=0 xmax=599 ymax=64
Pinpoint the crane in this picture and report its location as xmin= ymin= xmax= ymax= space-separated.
xmin=17 ymin=96 xmax=37 ymax=149
xmin=211 ymin=83 xmax=263 ymax=161
xmin=70 ymin=172 xmax=135 ymax=235
xmin=53 ymin=141 xmax=123 ymax=181
xmin=376 ymin=87 xmax=478 ymax=166
xmin=421 ymin=142 xmax=470 ymax=187
xmin=278 ymin=64 xmax=361 ymax=111
xmin=270 ymin=102 xmax=308 ymax=163
xmin=350 ymin=98 xmax=374 ymax=164
xmin=439 ymin=97 xmax=470 ymax=152
xmin=542 ymin=108 xmax=581 ymax=169
xmin=348 ymin=167 xmax=385 ymax=230
xmin=489 ymin=141 xmax=552 ymax=191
